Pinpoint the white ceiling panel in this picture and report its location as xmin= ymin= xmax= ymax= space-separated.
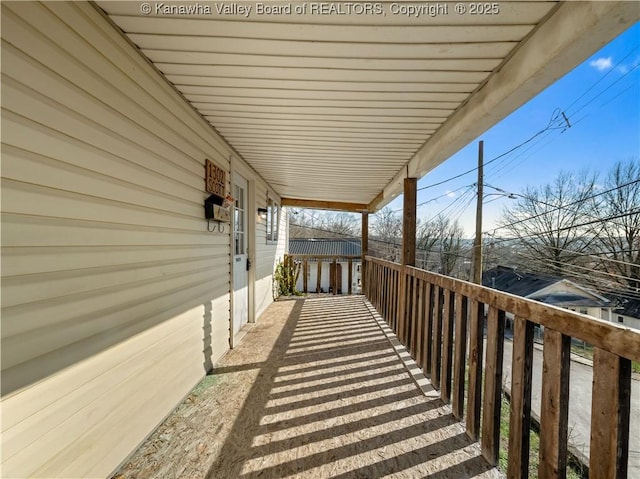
xmin=96 ymin=1 xmax=638 ymax=209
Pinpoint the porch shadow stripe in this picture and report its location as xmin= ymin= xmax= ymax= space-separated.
xmin=325 ymin=434 xmax=491 ymax=479
xmin=281 ymin=338 xmax=391 ymax=361
xmin=249 ymin=399 xmax=442 ymax=458
xmin=268 ymin=365 xmax=407 ymax=399
xmin=272 ymin=355 xmax=399 ymax=386
xmin=257 ymin=389 xmax=423 ymax=435
xmin=205 ymin=298 xmax=305 ymax=479
xmin=263 ymin=377 xmax=414 ymax=414
xmin=287 ymin=330 xmax=383 ymax=347
xmin=365 ymin=299 xmax=438 ymax=397
xmin=240 ymin=415 xmax=457 ymax=478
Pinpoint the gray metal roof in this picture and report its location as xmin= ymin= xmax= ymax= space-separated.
xmin=289 ymin=238 xmax=361 ymax=258
xmin=482 ymin=266 xmax=559 ymax=297
xmin=483 ymin=266 xmax=609 ymax=308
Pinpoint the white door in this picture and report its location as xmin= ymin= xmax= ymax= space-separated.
xmin=233 ymin=174 xmax=249 ymax=335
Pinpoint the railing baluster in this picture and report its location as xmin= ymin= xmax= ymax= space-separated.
xmin=414 ymin=278 xmax=424 ymax=366
xmin=392 ymin=270 xmax=399 ymax=331
xmin=590 ymin=348 xmax=631 ymax=479
xmin=441 ymin=289 xmax=455 ymax=403
xmin=452 ymin=294 xmax=468 ymax=420
xmin=423 ymin=282 xmax=434 ymax=378
xmin=539 ymin=328 xmax=570 ymax=479
xmin=430 ymin=285 xmax=443 ymax=389
xmin=508 ymin=316 xmax=534 ymax=479
xmin=467 ymin=299 xmax=484 ymax=440
xmin=481 ymin=307 xmax=506 ymax=465
xmin=410 ymin=275 xmax=419 ymax=357
xmin=397 ymin=269 xmax=407 ymax=341
xmin=362 ymin=256 xmax=639 ymax=479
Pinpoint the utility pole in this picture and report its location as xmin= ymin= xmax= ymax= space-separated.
xmin=472 ymin=141 xmax=483 ymax=284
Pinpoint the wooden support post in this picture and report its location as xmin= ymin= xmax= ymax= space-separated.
xmin=481 ymin=307 xmax=506 ymax=465
xmin=590 ymin=348 xmax=631 ymax=479
xmin=332 ymin=259 xmax=337 ymax=295
xmin=467 ymin=299 xmax=485 ymax=440
xmin=452 ymin=294 xmax=468 ymax=420
xmin=397 ymin=177 xmax=416 ymax=344
xmin=348 ymin=258 xmax=353 ymax=295
xmin=362 ymin=212 xmax=368 ymax=294
xmin=316 ymin=260 xmax=322 ymax=293
xmin=441 ymin=289 xmax=455 ymax=403
xmin=303 ymin=259 xmax=308 ymax=294
xmin=508 ymin=316 xmax=535 ymax=479
xmin=539 ymin=329 xmax=570 ymax=479
xmin=402 ymin=177 xmax=417 ymax=266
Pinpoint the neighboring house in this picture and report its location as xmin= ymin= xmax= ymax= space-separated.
xmin=483 ymin=266 xmax=615 ymax=325
xmin=289 ymin=238 xmax=361 ymax=294
xmin=611 ymin=298 xmax=640 ymax=330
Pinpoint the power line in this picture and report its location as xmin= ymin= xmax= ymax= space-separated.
xmin=487 ymin=178 xmax=640 ymax=235
xmin=418 ymin=48 xmax=639 ymax=194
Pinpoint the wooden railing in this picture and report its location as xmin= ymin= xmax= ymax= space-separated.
xmin=364 ymin=256 xmax=640 ymax=479
xmin=285 ymin=253 xmax=361 ymax=295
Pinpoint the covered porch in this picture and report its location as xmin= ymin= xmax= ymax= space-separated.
xmin=114 ymin=295 xmax=500 ymax=479
xmin=2 ymin=2 xmax=639 ymax=478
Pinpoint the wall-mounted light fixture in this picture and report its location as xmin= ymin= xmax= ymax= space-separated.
xmin=257 ymin=207 xmax=268 ymax=219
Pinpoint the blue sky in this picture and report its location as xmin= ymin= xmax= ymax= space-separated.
xmin=383 ymin=21 xmax=640 ymax=237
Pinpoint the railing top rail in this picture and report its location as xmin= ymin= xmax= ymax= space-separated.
xmin=365 ymin=256 xmax=640 ymax=362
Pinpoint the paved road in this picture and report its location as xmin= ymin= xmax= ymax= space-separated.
xmin=501 ymin=338 xmax=640 ymax=476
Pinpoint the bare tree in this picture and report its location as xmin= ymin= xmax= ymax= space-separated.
xmin=370 ymin=207 xmax=402 ymax=261
xmin=434 ymin=216 xmax=465 ymax=276
xmin=416 ymin=219 xmax=440 ymax=270
xmin=322 ymin=212 xmax=359 ymax=237
xmin=499 ymin=170 xmax=598 ymax=276
xmin=595 ymin=158 xmax=640 ymax=290
xmin=288 ymin=209 xmax=359 ymax=238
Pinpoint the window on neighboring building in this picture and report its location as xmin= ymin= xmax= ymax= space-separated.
xmin=618 ymin=316 xmax=624 ymax=324
xmin=266 ymin=197 xmax=279 ymax=243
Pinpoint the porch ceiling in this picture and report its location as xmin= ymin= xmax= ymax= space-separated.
xmin=96 ymin=1 xmax=638 ymax=211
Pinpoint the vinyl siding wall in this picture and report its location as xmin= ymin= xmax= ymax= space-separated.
xmin=254 ymin=181 xmax=287 ymax=318
xmin=1 ymin=2 xmax=283 ymax=477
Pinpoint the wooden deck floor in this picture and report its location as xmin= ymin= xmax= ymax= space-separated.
xmin=112 ymin=296 xmax=502 ymax=479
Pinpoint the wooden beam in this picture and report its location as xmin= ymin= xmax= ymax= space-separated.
xmin=281 ymin=197 xmax=367 ymax=212
xmin=367 ymin=190 xmax=385 ymax=212
xmin=401 ymin=177 xmax=417 ymax=267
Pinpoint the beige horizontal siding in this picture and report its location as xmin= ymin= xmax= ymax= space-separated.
xmin=0 ymin=1 xmax=271 ymax=477
xmin=253 ymin=180 xmax=287 ymax=318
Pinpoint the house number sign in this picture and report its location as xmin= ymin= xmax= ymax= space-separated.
xmin=205 ymin=159 xmax=226 ymax=197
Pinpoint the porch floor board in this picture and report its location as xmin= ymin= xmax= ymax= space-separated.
xmin=112 ymin=296 xmax=501 ymax=479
